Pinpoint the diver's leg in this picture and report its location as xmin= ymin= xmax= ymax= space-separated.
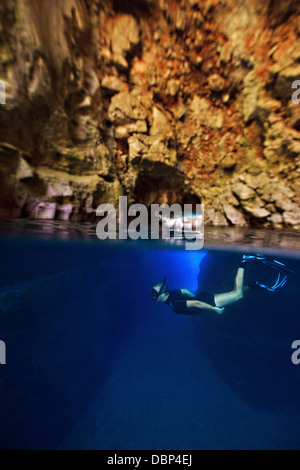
xmin=234 ymin=267 xmax=245 ymax=291
xmin=214 ymin=268 xmax=246 ymax=308
xmin=214 ymin=290 xmax=244 ymax=308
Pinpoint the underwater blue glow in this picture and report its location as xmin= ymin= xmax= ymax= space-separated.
xmin=143 ymin=249 xmax=207 ymax=293
xmin=0 ymin=236 xmax=299 ymax=450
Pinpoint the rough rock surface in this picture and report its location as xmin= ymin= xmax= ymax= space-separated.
xmin=0 ymin=0 xmax=299 ymax=228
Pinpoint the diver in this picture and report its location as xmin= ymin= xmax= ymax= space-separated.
xmin=152 ymin=254 xmax=294 ymax=315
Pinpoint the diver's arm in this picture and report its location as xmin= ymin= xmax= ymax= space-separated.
xmin=186 ymin=300 xmax=224 ymax=314
xmin=180 ymin=289 xmax=195 ymax=297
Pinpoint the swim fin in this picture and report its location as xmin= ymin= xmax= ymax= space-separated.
xmin=239 ymin=254 xmax=294 ymax=292
xmin=240 ymin=254 xmax=294 ymax=276
xmin=259 ymin=258 xmax=295 ymax=277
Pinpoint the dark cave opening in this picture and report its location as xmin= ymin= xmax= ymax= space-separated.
xmin=134 ymin=174 xmax=201 ymax=212
xmin=111 ymin=0 xmax=155 ymax=16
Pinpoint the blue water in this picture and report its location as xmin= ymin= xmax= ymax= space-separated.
xmin=0 ymin=235 xmax=300 ymax=450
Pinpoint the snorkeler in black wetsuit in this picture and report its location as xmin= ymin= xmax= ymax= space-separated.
xmin=164 ymin=288 xmax=222 ymax=315
xmin=152 ymin=276 xmax=236 ymax=315
xmin=152 ymin=255 xmax=294 ymax=315
xmin=165 ymin=289 xmax=223 ymax=315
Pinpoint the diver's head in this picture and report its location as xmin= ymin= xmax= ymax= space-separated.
xmin=152 ymin=277 xmax=169 ymax=302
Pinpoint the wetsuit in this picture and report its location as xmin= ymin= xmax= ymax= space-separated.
xmin=165 ymin=289 xmax=216 ymax=315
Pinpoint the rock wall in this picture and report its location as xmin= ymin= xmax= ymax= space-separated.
xmin=0 ymin=0 xmax=299 ymax=228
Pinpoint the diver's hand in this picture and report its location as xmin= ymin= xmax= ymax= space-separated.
xmin=215 ymin=307 xmax=225 ymax=315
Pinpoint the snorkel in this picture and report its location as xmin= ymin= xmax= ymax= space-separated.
xmin=152 ymin=277 xmax=168 ymax=301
